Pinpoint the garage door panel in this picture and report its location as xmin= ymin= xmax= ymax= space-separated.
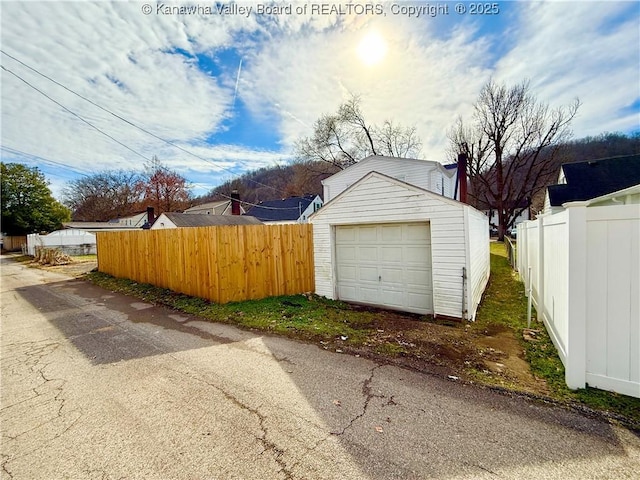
xmin=337 ymin=265 xmax=357 ymax=281
xmin=405 ymin=246 xmax=428 ymax=261
xmin=380 ymin=288 xmax=404 ymax=307
xmin=336 ymin=223 xmax=433 ymax=315
xmin=359 ymin=266 xmax=379 ymax=282
xmin=358 ymin=246 xmax=378 ymax=261
xmin=358 ymin=226 xmax=378 ymax=242
xmin=338 ymin=285 xmax=357 ymax=301
xmin=381 ymin=246 xmax=403 ymax=262
xmin=405 ymin=268 xmax=432 ymax=285
xmin=381 ymin=225 xmax=403 ymax=241
xmin=336 ymin=227 xmax=356 ymax=242
xmin=337 ymin=245 xmax=356 ymax=261
xmin=407 ymin=292 xmax=431 ymax=309
xmin=360 ymin=286 xmax=380 ymax=302
xmin=380 ymin=267 xmax=403 ymax=283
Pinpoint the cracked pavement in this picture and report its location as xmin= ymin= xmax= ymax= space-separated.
xmin=1 ymin=257 xmax=639 ymax=479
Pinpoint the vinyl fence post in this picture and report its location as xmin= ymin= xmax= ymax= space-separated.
xmin=565 ymin=204 xmax=588 ymax=390
xmin=527 ymin=266 xmax=532 ymax=329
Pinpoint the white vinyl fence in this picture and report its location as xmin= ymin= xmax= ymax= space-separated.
xmin=26 ymin=229 xmax=97 ymax=256
xmin=518 ymin=203 xmax=639 ymax=398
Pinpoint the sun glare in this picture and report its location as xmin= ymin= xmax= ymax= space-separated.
xmin=356 ymin=31 xmax=387 ymax=66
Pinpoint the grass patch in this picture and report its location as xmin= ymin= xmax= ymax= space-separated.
xmin=86 ymin=271 xmax=376 ymax=345
xmin=476 ymin=242 xmax=640 ymax=426
xmin=473 ymin=242 xmax=529 ymax=331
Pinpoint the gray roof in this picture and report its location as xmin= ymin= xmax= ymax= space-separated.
xmin=63 ymin=222 xmax=139 ymax=231
xmin=159 ymin=213 xmax=262 ymax=227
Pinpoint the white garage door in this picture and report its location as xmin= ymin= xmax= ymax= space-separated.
xmin=335 ymin=223 xmax=433 ymax=315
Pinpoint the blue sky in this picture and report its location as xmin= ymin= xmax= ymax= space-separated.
xmin=1 ymin=1 xmax=639 ymax=200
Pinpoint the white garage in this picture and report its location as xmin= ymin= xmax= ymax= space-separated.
xmin=335 ymin=223 xmax=433 ymax=314
xmin=311 ymin=171 xmax=490 ymax=320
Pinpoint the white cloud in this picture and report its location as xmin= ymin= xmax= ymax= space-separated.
xmin=2 ymin=1 xmax=638 ymax=201
xmin=240 ymin=13 xmax=493 ymax=160
xmin=493 ymin=2 xmax=640 ymax=136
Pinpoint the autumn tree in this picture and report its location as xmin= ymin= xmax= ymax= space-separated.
xmin=296 ymin=94 xmax=422 ymax=169
xmin=448 ymin=79 xmax=580 ymax=240
xmin=1 ymin=163 xmax=70 ymax=234
xmin=63 ymin=170 xmax=144 ymax=221
xmin=142 ymin=156 xmax=191 ymax=214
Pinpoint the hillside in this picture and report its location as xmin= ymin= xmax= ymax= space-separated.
xmin=193 ymin=132 xmax=639 ymax=209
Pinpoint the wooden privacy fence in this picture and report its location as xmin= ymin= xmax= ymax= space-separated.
xmin=96 ymin=224 xmax=315 ymax=304
xmin=2 ymin=235 xmax=27 ymax=252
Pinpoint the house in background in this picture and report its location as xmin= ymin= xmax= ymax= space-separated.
xmin=63 ymin=208 xmax=156 ymax=232
xmin=544 ymin=154 xmax=640 ymax=214
xmin=108 ymin=211 xmax=149 ymax=227
xmin=247 ymin=194 xmax=323 ymax=224
xmin=184 ymin=198 xmax=246 ymax=216
xmin=311 ymin=154 xmax=489 ymax=320
xmin=480 ymin=198 xmax=530 ymax=235
xmin=322 ymin=155 xmax=459 ymax=203
xmin=62 ymin=221 xmax=141 ymax=232
xmin=150 ymin=212 xmax=262 ymax=229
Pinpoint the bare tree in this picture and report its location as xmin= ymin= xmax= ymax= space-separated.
xmin=448 ymin=79 xmax=580 ymax=240
xmin=296 ymin=94 xmax=422 ymax=169
xmin=63 ymin=170 xmax=144 ymax=221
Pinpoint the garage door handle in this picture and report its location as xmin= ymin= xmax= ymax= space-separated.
xmin=379 ymin=275 xmax=382 ymax=281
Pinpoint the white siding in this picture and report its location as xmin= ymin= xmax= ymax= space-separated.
xmin=465 ymin=208 xmax=491 ymax=320
xmin=322 ymin=156 xmax=456 ymax=202
xmin=312 ymin=172 xmax=488 ymax=319
xmin=517 ymin=203 xmax=640 ymax=397
xmin=149 ymin=214 xmax=178 ymax=230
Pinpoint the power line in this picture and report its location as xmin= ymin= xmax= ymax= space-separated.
xmin=0 ymin=49 xmax=286 ymax=195
xmin=1 ymin=146 xmax=92 ymax=176
xmin=218 ymin=193 xmax=312 ymax=211
xmin=1 ymin=64 xmax=150 ymax=163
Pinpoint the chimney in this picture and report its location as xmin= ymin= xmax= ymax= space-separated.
xmin=457 ymin=152 xmax=468 ymax=204
xmin=231 ymin=190 xmax=241 ymax=215
xmin=147 ymin=206 xmax=155 ymax=223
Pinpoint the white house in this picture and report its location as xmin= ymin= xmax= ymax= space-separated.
xmin=150 ymin=212 xmax=262 ymax=229
xmin=484 ymin=203 xmax=530 ymax=234
xmin=184 ymin=199 xmax=246 ymax=215
xmin=310 ymin=171 xmax=489 ymax=320
xmin=322 ymin=155 xmax=459 ymax=203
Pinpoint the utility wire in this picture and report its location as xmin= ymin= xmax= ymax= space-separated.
xmin=218 ymin=192 xmax=315 ymax=211
xmin=1 ymin=145 xmax=92 ymax=176
xmin=1 ymin=64 xmax=150 ymax=163
xmin=0 ymin=49 xmax=286 ymax=195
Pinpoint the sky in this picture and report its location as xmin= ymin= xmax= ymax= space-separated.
xmin=1 ymin=1 xmax=639 ymax=201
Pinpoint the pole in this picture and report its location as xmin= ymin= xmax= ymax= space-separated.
xmin=527 ymin=266 xmax=532 ymax=328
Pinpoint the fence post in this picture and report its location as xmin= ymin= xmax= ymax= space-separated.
xmin=536 ymin=215 xmax=545 ymax=322
xmin=565 ymin=204 xmax=588 ymax=390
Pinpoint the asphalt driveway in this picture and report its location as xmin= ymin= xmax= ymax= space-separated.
xmin=1 ymin=257 xmax=639 ymax=479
